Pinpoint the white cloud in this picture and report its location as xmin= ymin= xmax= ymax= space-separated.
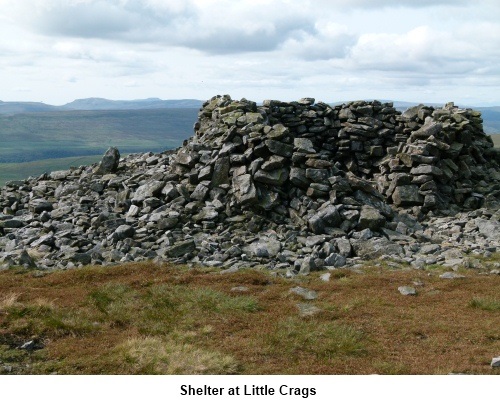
xmin=344 ymin=25 xmax=500 ymax=77
xmin=53 ymin=41 xmax=94 ymax=59
xmin=313 ymin=0 xmax=470 ymax=9
xmin=281 ymin=22 xmax=357 ymax=60
xmin=3 ymin=0 xmax=316 ymax=54
xmin=0 ymin=0 xmax=499 ymax=105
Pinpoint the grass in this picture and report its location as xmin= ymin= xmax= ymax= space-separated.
xmin=0 ymin=108 xmax=197 ymax=164
xmin=0 ymin=107 xmax=199 ymax=184
xmin=491 ymin=133 xmax=500 ymax=147
xmin=469 ymin=297 xmax=500 ymax=311
xmin=0 ymin=261 xmax=499 ymax=374
xmin=0 ymin=155 xmax=101 ymax=185
xmin=262 ymin=317 xmax=365 ymax=359
xmin=113 ymin=337 xmax=239 ymax=374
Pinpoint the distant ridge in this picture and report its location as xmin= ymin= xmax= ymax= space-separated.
xmin=0 ymin=98 xmax=498 ymax=133
xmin=0 ymin=98 xmax=203 ymax=114
xmin=62 ymin=97 xmax=203 ymax=110
xmin=0 ymin=101 xmax=60 ymax=114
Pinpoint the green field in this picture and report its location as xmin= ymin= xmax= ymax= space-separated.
xmin=491 ymin=134 xmax=500 ymax=147
xmin=0 ymin=108 xmax=197 ymax=163
xmin=0 ymin=155 xmax=103 ymax=186
xmin=479 ymin=107 xmax=500 ymax=135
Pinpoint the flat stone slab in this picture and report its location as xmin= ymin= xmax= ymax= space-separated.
xmin=296 ymin=303 xmax=321 ymax=317
xmin=230 ymin=286 xmax=249 ymax=292
xmin=398 ymin=286 xmax=417 ymax=296
xmin=289 ymin=286 xmax=318 ymax=300
xmin=491 ymin=357 xmax=500 ymax=367
xmin=439 ymin=272 xmax=466 ymax=279
xmin=242 ymin=237 xmax=281 ymax=258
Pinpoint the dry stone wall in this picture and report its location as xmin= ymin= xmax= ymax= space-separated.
xmin=1 ymin=95 xmax=500 ymax=274
xmin=190 ymin=95 xmax=499 ymax=219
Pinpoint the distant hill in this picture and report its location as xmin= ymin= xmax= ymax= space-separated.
xmin=0 ymin=98 xmax=203 ymax=114
xmin=477 ymin=106 xmax=500 ymax=135
xmin=0 ymin=97 xmax=499 ymax=133
xmin=0 ymin=101 xmax=60 ymax=114
xmin=62 ymin=97 xmax=203 ymax=110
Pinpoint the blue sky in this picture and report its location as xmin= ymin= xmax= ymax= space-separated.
xmin=0 ymin=0 xmax=499 ymax=106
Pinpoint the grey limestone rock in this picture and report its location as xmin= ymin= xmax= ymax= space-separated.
xmin=324 ymin=253 xmax=346 ymax=267
xmin=398 ymin=286 xmax=417 ymax=296
xmin=95 ymin=147 xmax=120 ymax=175
xmin=18 ymin=249 xmax=37 ymax=268
xmin=351 ymin=237 xmax=404 ymax=260
xmin=232 ymin=174 xmax=258 ymax=205
xmin=0 ymin=219 xmax=25 ymax=228
xmin=358 ymin=205 xmax=386 ymax=231
xmin=30 ymin=199 xmax=53 ymax=214
xmin=163 ymin=240 xmax=196 ymax=258
xmin=243 ymin=237 xmax=281 ymax=258
xmin=0 ymin=95 xmax=499 ymax=272
xmin=308 ymin=204 xmax=341 ymax=234
xmin=392 ymin=185 xmax=424 ymax=206
xmin=290 ymin=286 xmax=318 ymax=300
xmin=133 ymin=180 xmax=165 ymax=203
xmin=439 ymin=272 xmax=465 ymax=279
xmin=299 ymin=256 xmax=321 ymax=275
xmin=254 ymin=168 xmax=289 ymax=186
xmin=294 ymin=138 xmax=316 ymax=153
xmin=475 ymin=218 xmax=500 ymax=240
xmin=111 ymin=225 xmax=135 ymax=241
xmin=211 ymin=156 xmax=231 ymax=187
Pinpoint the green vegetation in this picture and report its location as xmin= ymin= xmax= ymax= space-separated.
xmin=0 ymin=108 xmax=197 ymax=163
xmin=263 ymin=317 xmax=365 ymax=359
xmin=0 ymin=107 xmax=198 ymax=185
xmin=480 ymin=107 xmax=500 ymax=135
xmin=0 ymin=261 xmax=499 ymax=375
xmin=469 ymin=297 xmax=500 ymax=311
xmin=0 ymin=155 xmax=101 ymax=185
xmin=0 ymin=294 xmax=95 ymax=338
xmin=491 ymin=134 xmax=500 ymax=147
xmin=113 ymin=337 xmax=239 ymax=375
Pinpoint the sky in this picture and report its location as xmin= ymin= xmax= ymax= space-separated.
xmin=0 ymin=0 xmax=499 ymax=106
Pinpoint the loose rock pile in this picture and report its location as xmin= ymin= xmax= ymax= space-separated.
xmin=1 ymin=95 xmax=500 ymax=274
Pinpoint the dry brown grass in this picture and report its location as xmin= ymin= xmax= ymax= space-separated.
xmin=0 ymin=260 xmax=499 ymax=374
xmin=113 ymin=337 xmax=239 ymax=374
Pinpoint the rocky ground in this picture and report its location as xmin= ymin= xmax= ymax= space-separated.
xmin=1 ymin=95 xmax=500 ymax=277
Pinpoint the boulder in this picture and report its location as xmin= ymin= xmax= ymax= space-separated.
xmin=111 ymin=225 xmax=135 ymax=241
xmin=358 ymin=205 xmax=386 ymax=231
xmin=351 ymin=237 xmax=404 ymax=259
xmin=95 ymin=147 xmax=120 ymax=174
xmin=163 ymin=240 xmax=196 ymax=258
xmin=132 ymin=180 xmax=165 ymax=203
xmin=242 ymin=237 xmax=281 ymax=258
xmin=392 ymin=185 xmax=424 ymax=206
xmin=308 ymin=204 xmax=341 ymax=234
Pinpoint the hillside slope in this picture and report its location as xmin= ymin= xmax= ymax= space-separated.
xmin=0 ymin=108 xmax=198 ymax=163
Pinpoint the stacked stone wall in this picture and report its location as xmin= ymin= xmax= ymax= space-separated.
xmin=1 ymin=95 xmax=500 ymax=271
xmin=178 ymin=95 xmax=500 ymax=230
